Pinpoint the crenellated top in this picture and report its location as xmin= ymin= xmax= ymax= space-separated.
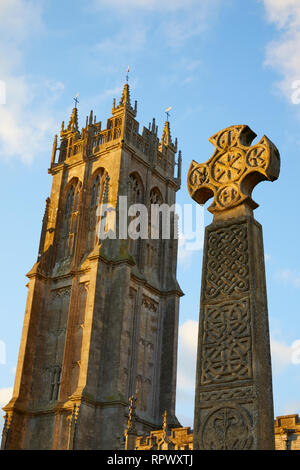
xmin=50 ymin=83 xmax=182 ymax=185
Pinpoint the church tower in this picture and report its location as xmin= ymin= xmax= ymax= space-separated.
xmin=1 ymin=84 xmax=183 ymax=450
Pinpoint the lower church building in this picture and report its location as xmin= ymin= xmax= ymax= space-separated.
xmin=131 ymin=412 xmax=300 ymax=451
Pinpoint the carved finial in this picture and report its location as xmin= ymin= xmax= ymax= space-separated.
xmin=160 ymin=120 xmax=173 ymax=147
xmin=177 ymin=150 xmax=182 ymax=181
xmin=89 ymin=110 xmax=93 ymax=126
xmin=3 ymin=413 xmax=12 ymax=433
xmin=187 ymin=125 xmax=280 ymax=216
xmin=151 ymin=118 xmax=156 ymax=133
xmin=119 ymin=83 xmax=131 ymax=107
xmin=112 ymin=83 xmax=137 ymax=117
xmin=72 ymin=403 xmax=80 ymax=425
xmin=67 ymin=107 xmax=79 ymax=132
xmin=2 ymin=412 xmax=13 ymax=449
xmin=163 ymin=410 xmax=168 ymax=436
xmin=124 ymin=395 xmax=138 ymax=450
xmin=51 ymin=134 xmax=57 ymax=166
xmin=127 ymin=395 xmax=137 ymax=433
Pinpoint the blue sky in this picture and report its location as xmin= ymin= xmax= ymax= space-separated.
xmin=1 ymin=0 xmax=300 ymax=432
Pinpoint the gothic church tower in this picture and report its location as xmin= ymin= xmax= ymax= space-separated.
xmin=1 ymin=84 xmax=183 ymax=450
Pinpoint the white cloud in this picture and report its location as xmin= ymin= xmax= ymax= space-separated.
xmin=275 ymin=268 xmax=300 ymax=288
xmin=0 ymin=0 xmax=42 ymax=44
xmin=0 ymin=387 xmax=13 ymax=436
xmin=265 ymin=253 xmax=272 ymax=263
xmin=0 ymin=77 xmax=63 ymax=164
xmin=0 ymin=387 xmax=13 ymax=407
xmin=262 ymin=0 xmax=300 ymax=101
xmin=93 ymin=0 xmax=195 ymax=12
xmin=178 ymin=234 xmax=194 ymax=267
xmin=95 ymin=29 xmax=147 ymax=54
xmin=177 ymin=320 xmax=198 ymax=391
xmin=263 ymin=0 xmax=300 ymax=28
xmin=0 ymin=0 xmax=64 ymax=163
xmin=271 ymin=338 xmax=293 ymax=375
xmin=159 ymin=1 xmax=220 ymax=48
xmin=177 ymin=205 xmax=205 ymax=267
xmin=178 ymin=235 xmax=203 ymax=267
xmin=92 ymin=0 xmax=221 ymax=47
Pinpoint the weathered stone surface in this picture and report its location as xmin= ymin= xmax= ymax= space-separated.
xmin=188 ymin=125 xmax=280 ymax=216
xmin=274 ymin=415 xmax=300 ymax=450
xmin=188 ymin=125 xmax=280 ymax=450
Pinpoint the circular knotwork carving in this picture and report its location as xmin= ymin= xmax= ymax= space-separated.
xmin=201 ymin=406 xmax=253 ymax=450
xmin=246 ymin=145 xmax=267 ymax=168
xmin=201 ymin=298 xmax=252 ymax=384
xmin=189 ymin=165 xmax=209 ymax=188
xmin=216 ymin=129 xmax=239 ymax=150
xmin=212 ymin=149 xmax=245 ymax=185
xmin=216 ymin=184 xmax=240 ymax=209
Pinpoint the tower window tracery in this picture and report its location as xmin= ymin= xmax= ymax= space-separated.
xmin=87 ymin=170 xmax=106 ymax=251
xmin=50 ymin=366 xmax=62 ymax=402
xmin=129 ymin=173 xmax=144 ymax=266
xmin=147 ymin=187 xmax=163 ymax=270
xmin=59 ymin=180 xmax=81 ymax=260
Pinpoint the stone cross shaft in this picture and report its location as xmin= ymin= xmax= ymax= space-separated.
xmin=188 ymin=125 xmax=280 ymax=450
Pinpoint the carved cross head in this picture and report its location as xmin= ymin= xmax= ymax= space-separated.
xmin=187 ymin=125 xmax=280 ymax=215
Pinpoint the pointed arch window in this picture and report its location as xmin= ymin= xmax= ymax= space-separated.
xmin=146 ymin=187 xmax=163 ymax=272
xmin=59 ymin=181 xmax=81 ymax=260
xmin=150 ymin=187 xmax=163 ymax=206
xmin=87 ymin=170 xmax=105 ymax=252
xmin=129 ymin=173 xmax=144 ymax=266
xmin=50 ymin=365 xmax=62 ymax=402
xmin=130 ymin=173 xmax=144 ymax=206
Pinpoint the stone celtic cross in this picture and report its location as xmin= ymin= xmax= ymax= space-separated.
xmin=188 ymin=125 xmax=280 ymax=216
xmin=188 ymin=125 xmax=280 ymax=450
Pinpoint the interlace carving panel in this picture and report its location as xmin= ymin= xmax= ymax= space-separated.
xmin=205 ymin=224 xmax=249 ymax=299
xmin=199 ymin=386 xmax=256 ymax=405
xmin=201 ymin=298 xmax=252 ymax=385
